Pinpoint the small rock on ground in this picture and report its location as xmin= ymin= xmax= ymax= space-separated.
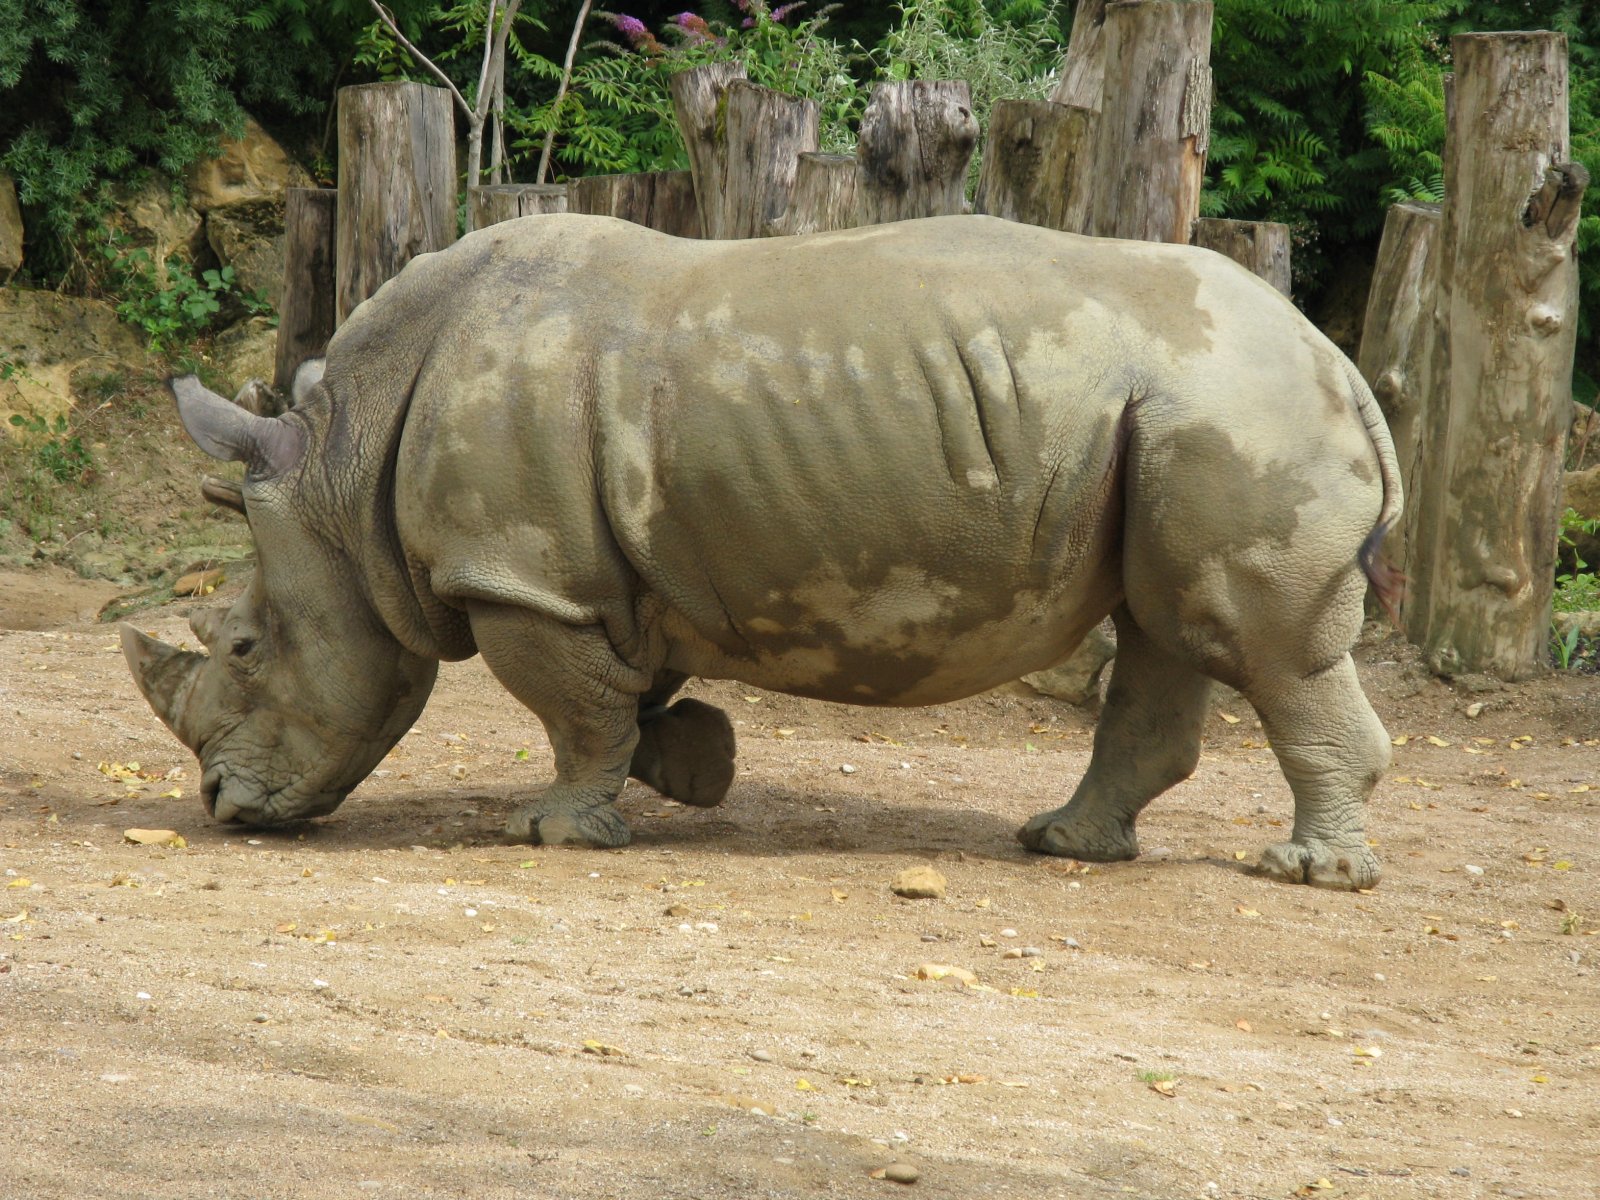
xmin=891 ymin=865 xmax=946 ymax=900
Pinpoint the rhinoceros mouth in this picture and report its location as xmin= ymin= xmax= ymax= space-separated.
xmin=200 ymin=764 xmax=346 ymax=825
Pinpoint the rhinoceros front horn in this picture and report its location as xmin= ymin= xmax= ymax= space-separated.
xmin=120 ymin=625 xmax=209 ymax=752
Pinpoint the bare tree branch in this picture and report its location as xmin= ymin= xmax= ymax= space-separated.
xmin=365 ymin=0 xmax=470 ymax=116
xmin=537 ymin=0 xmax=592 ymax=185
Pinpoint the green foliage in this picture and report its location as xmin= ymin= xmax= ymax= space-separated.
xmin=489 ymin=2 xmax=865 ymax=176
xmin=1204 ymin=1 xmax=1462 ymax=287
xmin=96 ymin=231 xmax=274 ymax=353
xmin=1555 ymin=507 xmax=1600 ymax=615
xmin=871 ymin=1 xmax=1063 ymax=128
xmin=6 ymin=411 xmax=93 ymax=486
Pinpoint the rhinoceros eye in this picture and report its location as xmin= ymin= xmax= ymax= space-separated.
xmin=230 ymin=637 xmax=257 ymax=658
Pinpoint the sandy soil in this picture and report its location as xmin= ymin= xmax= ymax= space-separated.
xmin=1 ymin=568 xmax=1597 ymax=1200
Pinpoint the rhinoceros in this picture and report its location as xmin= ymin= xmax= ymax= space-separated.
xmin=122 ymin=213 xmax=1402 ymax=889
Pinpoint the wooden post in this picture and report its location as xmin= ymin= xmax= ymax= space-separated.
xmin=468 ymin=183 xmax=568 ymax=228
xmin=670 ymin=62 xmax=748 ymax=240
xmin=335 ymin=82 xmax=456 ymax=324
xmin=974 ymin=99 xmax=1097 ymax=233
xmin=567 ymin=171 xmax=700 ymax=238
xmin=1051 ymin=0 xmax=1109 ymax=111
xmin=770 ymin=153 xmax=859 ymax=236
xmin=1405 ymin=33 xmax=1588 ymax=680
xmin=273 ymin=188 xmax=338 ymax=392
xmin=718 ymin=81 xmax=819 ymax=239
xmin=855 ymin=81 xmax=978 ymax=226
xmin=1191 ymin=218 xmax=1291 ymax=296
xmin=1089 ymin=1 xmax=1213 ymax=243
xmin=1355 ymin=201 xmax=1441 ymax=604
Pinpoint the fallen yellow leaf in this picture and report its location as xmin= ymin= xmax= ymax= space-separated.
xmin=1235 ymin=906 xmax=1261 ymax=918
xmin=5 ymin=878 xmax=29 ymax=889
xmin=916 ymin=962 xmax=980 ymax=986
xmin=1149 ymin=1079 xmax=1177 ymax=1097
xmin=1426 ymin=735 xmax=1451 ymax=747
xmin=1235 ymin=1019 xmax=1253 ymax=1033
xmin=794 ymin=1078 xmax=815 ymax=1091
xmin=123 ymin=828 xmax=185 ymax=848
xmin=1219 ymin=712 xmax=1241 ymax=724
xmin=581 ymin=1040 xmax=626 ymax=1057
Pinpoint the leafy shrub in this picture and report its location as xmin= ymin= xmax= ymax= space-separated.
xmin=7 ymin=412 xmax=93 ymax=486
xmin=96 ymin=231 xmax=274 ymax=353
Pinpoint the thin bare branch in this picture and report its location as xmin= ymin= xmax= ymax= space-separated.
xmin=475 ymin=0 xmax=500 ymax=119
xmin=537 ymin=0 xmax=592 ymax=184
xmin=365 ymin=0 xmax=470 ymax=116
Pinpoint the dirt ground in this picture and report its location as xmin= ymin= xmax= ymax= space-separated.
xmin=1 ymin=565 xmax=1597 ymax=1200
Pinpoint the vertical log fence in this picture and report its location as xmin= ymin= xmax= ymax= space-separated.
xmin=270 ymin=7 xmax=1589 ymax=684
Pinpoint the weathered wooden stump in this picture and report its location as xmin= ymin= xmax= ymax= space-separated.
xmin=1089 ymin=0 xmax=1213 ymax=243
xmin=1191 ymin=218 xmax=1291 ymax=296
xmin=1051 ymin=0 xmax=1109 ymax=111
xmin=770 ymin=153 xmax=860 ymax=236
xmin=272 ymin=187 xmax=337 ymax=392
xmin=1405 ymin=33 xmax=1588 ymax=679
xmin=670 ymin=62 xmax=748 ymax=240
xmin=566 ymin=171 xmax=699 ymax=238
xmin=975 ymin=99 xmax=1097 ymax=233
xmin=468 ymin=184 xmax=568 ymax=229
xmin=856 ymin=81 xmax=978 ymax=226
xmin=335 ymin=82 xmax=456 ymax=324
xmin=719 ymin=81 xmax=819 ymax=239
xmin=1356 ymin=201 xmax=1441 ymax=604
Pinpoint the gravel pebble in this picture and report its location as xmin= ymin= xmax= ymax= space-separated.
xmin=882 ymin=1161 xmax=919 ymax=1184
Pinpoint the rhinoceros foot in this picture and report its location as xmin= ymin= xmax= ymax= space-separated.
xmin=506 ymin=791 xmax=632 ymax=848
xmin=1015 ymin=807 xmax=1140 ymax=863
xmin=630 ymin=698 xmax=736 ymax=808
xmin=1256 ymin=839 xmax=1380 ymax=890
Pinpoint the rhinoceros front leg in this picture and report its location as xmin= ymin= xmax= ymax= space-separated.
xmin=1018 ymin=607 xmax=1212 ymax=862
xmin=468 ymin=603 xmax=651 ymax=848
xmin=1246 ymin=654 xmax=1388 ymax=890
xmin=630 ymin=671 xmax=737 ymax=808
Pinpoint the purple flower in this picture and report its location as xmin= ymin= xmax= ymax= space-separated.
xmin=771 ymin=2 xmax=805 ymax=21
xmin=674 ymin=12 xmax=712 ymax=41
xmin=612 ymin=13 xmax=650 ymax=44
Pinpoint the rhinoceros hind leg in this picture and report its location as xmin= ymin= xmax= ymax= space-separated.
xmin=631 ymin=698 xmax=736 ymax=808
xmin=1018 ymin=607 xmax=1211 ymax=862
xmin=468 ymin=603 xmax=654 ymax=850
xmin=1244 ymin=654 xmax=1387 ymax=891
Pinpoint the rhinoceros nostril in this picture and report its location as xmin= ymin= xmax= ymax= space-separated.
xmin=201 ymin=767 xmax=230 ymax=819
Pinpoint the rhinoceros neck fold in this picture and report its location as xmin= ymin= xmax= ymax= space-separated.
xmin=296 ymin=347 xmax=477 ymax=665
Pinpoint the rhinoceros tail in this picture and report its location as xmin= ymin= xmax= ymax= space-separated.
xmin=1344 ymin=359 xmax=1405 ymax=627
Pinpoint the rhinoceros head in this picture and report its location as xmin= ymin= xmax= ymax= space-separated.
xmin=121 ymin=376 xmax=437 ymax=825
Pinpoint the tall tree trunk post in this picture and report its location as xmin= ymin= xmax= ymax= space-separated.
xmin=1051 ymin=0 xmax=1109 ymax=111
xmin=1355 ymin=201 xmax=1442 ymax=607
xmin=272 ymin=188 xmax=338 ymax=392
xmin=670 ymin=62 xmax=749 ymax=240
xmin=974 ymin=99 xmax=1097 ymax=233
xmin=468 ymin=183 xmax=569 ymax=229
xmin=718 ymin=81 xmax=820 ymax=239
xmin=1406 ymin=33 xmax=1588 ymax=680
xmin=1191 ymin=217 xmax=1292 ymax=296
xmin=1089 ymin=0 xmax=1213 ymax=244
xmin=567 ymin=171 xmax=700 ymax=238
xmin=855 ymin=81 xmax=978 ymax=226
xmin=335 ymin=82 xmax=457 ymax=325
xmin=770 ymin=153 xmax=859 ymax=236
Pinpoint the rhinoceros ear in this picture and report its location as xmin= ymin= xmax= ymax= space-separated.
xmin=169 ymin=375 xmax=305 ymax=479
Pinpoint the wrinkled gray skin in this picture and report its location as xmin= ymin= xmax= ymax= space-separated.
xmin=123 ymin=214 xmax=1402 ymax=890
